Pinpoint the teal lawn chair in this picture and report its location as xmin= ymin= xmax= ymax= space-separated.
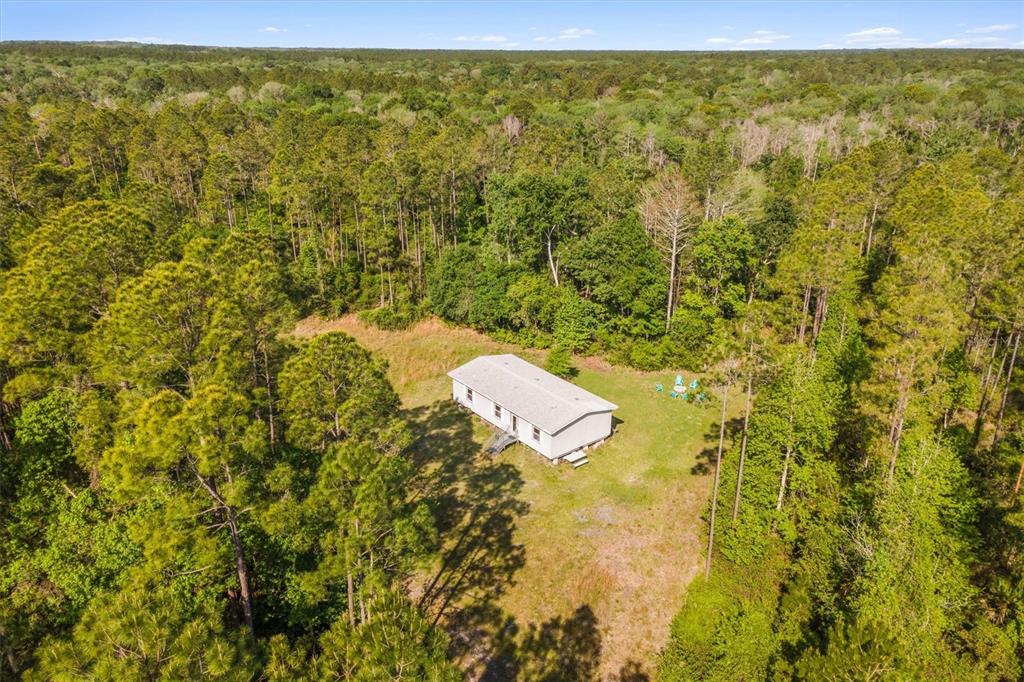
xmin=689 ymin=378 xmax=700 ymax=390
xmin=655 ymin=383 xmax=664 ymax=392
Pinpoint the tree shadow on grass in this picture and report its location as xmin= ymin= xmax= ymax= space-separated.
xmin=481 ymin=604 xmax=601 ymax=681
xmin=404 ymin=400 xmax=651 ymax=680
xmin=613 ymin=660 xmax=652 ymax=682
xmin=690 ymin=414 xmax=746 ymax=475
xmin=405 ymin=399 xmax=529 ymax=664
xmin=480 ymin=604 xmax=651 ymax=682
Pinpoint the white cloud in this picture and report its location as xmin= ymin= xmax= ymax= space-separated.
xmin=738 ymin=36 xmax=789 ymax=45
xmin=533 ymin=27 xmax=596 ymax=43
xmin=931 ymin=35 xmax=1012 ymax=47
xmin=454 ymin=34 xmax=509 ymax=42
xmin=845 ymin=26 xmax=901 ymax=41
xmin=703 ymin=29 xmax=791 ymax=48
xmin=452 ymin=34 xmax=521 ymax=48
xmin=262 ymin=26 xmax=285 ymax=33
xmin=966 ymin=23 xmax=1017 ymax=33
xmin=721 ymin=25 xmax=735 ymax=31
xmin=842 ymin=26 xmax=924 ymax=48
xmin=737 ymin=30 xmax=791 ymax=45
xmin=107 ymin=36 xmax=165 ymax=43
xmin=559 ymin=27 xmax=595 ymax=39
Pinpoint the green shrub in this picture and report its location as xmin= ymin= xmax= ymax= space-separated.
xmin=490 ymin=327 xmax=553 ymax=349
xmin=357 ymin=304 xmax=425 ymax=331
xmin=544 ymin=345 xmax=576 ymax=379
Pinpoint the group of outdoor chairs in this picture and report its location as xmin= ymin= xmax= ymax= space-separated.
xmin=655 ymin=375 xmax=708 ymax=404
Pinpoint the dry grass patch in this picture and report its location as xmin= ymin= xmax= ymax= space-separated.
xmin=293 ymin=315 xmax=544 ymax=403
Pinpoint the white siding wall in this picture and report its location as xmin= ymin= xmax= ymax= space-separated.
xmin=452 ymin=379 xmax=467 ymax=412
xmin=453 ymin=379 xmax=501 ymax=428
xmin=519 ymin=419 xmax=554 ymax=459
xmin=452 ymin=379 xmax=556 ymax=459
xmin=551 ymin=411 xmax=613 ymax=458
xmin=453 ymin=379 xmax=612 ymax=460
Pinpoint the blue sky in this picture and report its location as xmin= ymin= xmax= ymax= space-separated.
xmin=1 ymin=1 xmax=1021 ymax=50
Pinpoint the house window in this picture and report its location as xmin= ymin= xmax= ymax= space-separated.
xmin=494 ymin=404 xmax=502 ymax=420
xmin=532 ymin=426 xmax=541 ymax=441
xmin=465 ymin=387 xmax=473 ymax=403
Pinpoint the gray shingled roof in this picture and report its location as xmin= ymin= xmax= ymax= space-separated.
xmin=448 ymin=354 xmax=617 ymax=434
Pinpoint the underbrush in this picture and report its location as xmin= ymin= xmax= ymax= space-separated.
xmin=357 ymin=303 xmax=428 ymax=331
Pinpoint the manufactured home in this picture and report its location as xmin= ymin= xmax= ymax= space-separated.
xmin=448 ymin=354 xmax=617 ymax=461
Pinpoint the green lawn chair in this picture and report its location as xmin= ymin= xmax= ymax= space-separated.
xmin=655 ymin=383 xmax=664 ymax=392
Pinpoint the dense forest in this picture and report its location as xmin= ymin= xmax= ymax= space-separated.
xmin=1 ymin=42 xmax=1023 ymax=679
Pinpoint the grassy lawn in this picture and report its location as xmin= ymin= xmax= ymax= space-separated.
xmin=294 ymin=315 xmax=724 ymax=679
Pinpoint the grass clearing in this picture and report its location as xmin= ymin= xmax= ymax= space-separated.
xmin=294 ymin=315 xmax=724 ymax=679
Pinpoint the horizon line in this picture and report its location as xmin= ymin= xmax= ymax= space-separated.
xmin=2 ymin=39 xmax=1022 ymax=53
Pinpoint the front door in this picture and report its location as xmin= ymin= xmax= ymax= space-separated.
xmin=511 ymin=414 xmax=518 ymax=432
